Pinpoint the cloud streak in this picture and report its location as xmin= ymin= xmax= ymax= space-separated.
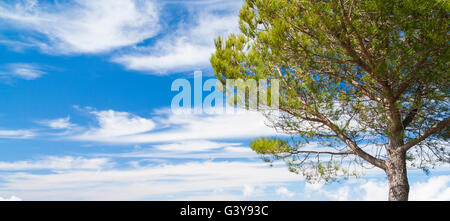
xmin=0 ymin=129 xmax=36 ymax=139
xmin=68 ymin=108 xmax=278 ymax=144
xmin=0 ymin=63 xmax=46 ymax=80
xmin=0 ymin=0 xmax=160 ymax=54
xmin=112 ymin=2 xmax=240 ymax=74
xmin=37 ymin=117 xmax=76 ymax=130
xmin=0 ymin=160 xmax=300 ymax=200
xmin=0 ymin=0 xmax=242 ymax=73
xmin=0 ymin=156 xmax=112 ymax=171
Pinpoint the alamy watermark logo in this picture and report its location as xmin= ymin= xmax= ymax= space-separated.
xmin=171 ymin=71 xmax=280 ymax=114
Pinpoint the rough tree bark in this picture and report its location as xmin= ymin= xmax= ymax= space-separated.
xmin=386 ymin=149 xmax=410 ymax=201
xmin=384 ymin=97 xmax=410 ymax=201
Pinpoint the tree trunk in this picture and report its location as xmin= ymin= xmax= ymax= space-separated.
xmin=385 ymin=149 xmax=410 ymax=201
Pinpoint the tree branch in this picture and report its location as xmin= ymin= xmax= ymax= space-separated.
xmin=340 ymin=0 xmax=374 ymax=67
xmin=394 ymin=57 xmax=428 ymax=100
xmin=401 ymin=83 xmax=423 ymax=129
xmin=290 ymin=150 xmax=355 ymax=156
xmin=400 ymin=117 xmax=450 ymax=151
xmin=318 ymin=115 xmax=387 ymax=170
xmin=402 ymin=108 xmax=418 ymax=129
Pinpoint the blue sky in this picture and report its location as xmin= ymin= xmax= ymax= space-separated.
xmin=0 ymin=0 xmax=448 ymax=201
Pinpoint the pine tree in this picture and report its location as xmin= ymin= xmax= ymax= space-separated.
xmin=211 ymin=0 xmax=449 ymax=201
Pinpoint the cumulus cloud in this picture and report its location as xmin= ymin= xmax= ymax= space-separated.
xmin=0 ymin=0 xmax=160 ymax=54
xmin=0 ymin=63 xmax=46 ymax=80
xmin=305 ymin=175 xmax=450 ymax=201
xmin=358 ymin=176 xmax=450 ymax=201
xmin=180 ymin=193 xmax=243 ymax=201
xmin=305 ymin=182 xmax=325 ymax=191
xmin=275 ymin=187 xmax=295 ymax=198
xmin=243 ymin=184 xmax=256 ymax=197
xmin=410 ymin=176 xmax=450 ymax=201
xmin=359 ymin=180 xmax=388 ymax=201
xmin=325 ymin=186 xmax=351 ymax=201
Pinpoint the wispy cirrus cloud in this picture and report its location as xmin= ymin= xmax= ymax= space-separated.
xmin=0 ymin=129 xmax=36 ymax=139
xmin=152 ymin=140 xmax=241 ymax=152
xmin=66 ymin=108 xmax=278 ymax=144
xmin=76 ymin=110 xmax=156 ymax=139
xmin=0 ymin=154 xmax=448 ymax=200
xmin=0 ymin=160 xmax=300 ymax=200
xmin=0 ymin=0 xmax=160 ymax=54
xmin=37 ymin=117 xmax=76 ymax=130
xmin=112 ymin=2 xmax=241 ymax=74
xmin=0 ymin=0 xmax=241 ymax=73
xmin=0 ymin=63 xmax=46 ymax=80
xmin=0 ymin=156 xmax=112 ymax=171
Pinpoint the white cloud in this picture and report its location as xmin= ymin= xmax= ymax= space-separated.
xmin=303 ymin=177 xmax=385 ymax=201
xmin=0 ymin=129 xmax=35 ymax=139
xmin=71 ymin=108 xmax=278 ymax=144
xmin=316 ymin=186 xmax=350 ymax=201
xmin=153 ymin=140 xmax=240 ymax=152
xmin=0 ymin=160 xmax=301 ymax=200
xmin=38 ymin=117 xmax=76 ymax=129
xmin=357 ymin=175 xmax=450 ymax=201
xmin=112 ymin=5 xmax=240 ymax=74
xmin=275 ymin=187 xmax=295 ymax=198
xmin=224 ymin=146 xmax=254 ymax=153
xmin=243 ymin=184 xmax=255 ymax=197
xmin=80 ymin=110 xmax=156 ymax=138
xmin=305 ymin=182 xmax=325 ymax=191
xmin=307 ymin=175 xmax=450 ymax=201
xmin=0 ymin=63 xmax=46 ymax=80
xmin=0 ymin=153 xmax=447 ymax=200
xmin=359 ymin=180 xmax=388 ymax=201
xmin=0 ymin=0 xmax=160 ymax=54
xmin=0 ymin=156 xmax=112 ymax=171
xmin=241 ymin=184 xmax=267 ymax=198
xmin=98 ymin=143 xmax=258 ymax=160
xmin=0 ymin=39 xmax=35 ymax=52
xmin=180 ymin=193 xmax=243 ymax=201
xmin=410 ymin=175 xmax=450 ymax=201
xmin=0 ymin=195 xmax=22 ymax=201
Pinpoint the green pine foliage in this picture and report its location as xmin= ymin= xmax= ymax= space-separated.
xmin=211 ymin=0 xmax=449 ymax=183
